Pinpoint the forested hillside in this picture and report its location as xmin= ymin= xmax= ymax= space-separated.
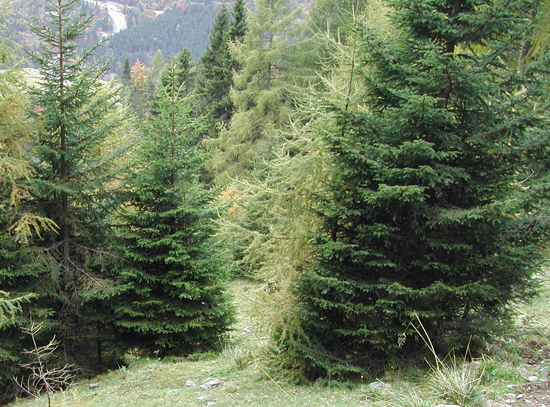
xmin=1 ymin=0 xmax=550 ymax=405
xmin=100 ymin=4 xmax=215 ymax=74
xmin=6 ymin=0 xmax=220 ymax=75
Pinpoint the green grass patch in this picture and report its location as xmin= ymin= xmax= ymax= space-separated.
xmin=8 ymin=273 xmax=550 ymax=407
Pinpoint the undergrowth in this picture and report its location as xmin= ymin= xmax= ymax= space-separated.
xmin=7 ymin=273 xmax=550 ymax=407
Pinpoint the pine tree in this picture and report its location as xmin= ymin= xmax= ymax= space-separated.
xmin=195 ymin=4 xmax=233 ymax=124
xmin=114 ymin=60 xmax=234 ymax=354
xmin=292 ymin=0 xmax=550 ymax=378
xmin=25 ymin=0 xmax=126 ymax=369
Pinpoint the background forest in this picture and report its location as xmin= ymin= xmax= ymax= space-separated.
xmin=1 ymin=0 xmax=550 ymax=405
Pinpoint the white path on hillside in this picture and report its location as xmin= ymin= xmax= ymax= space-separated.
xmin=85 ymin=0 xmax=127 ymax=33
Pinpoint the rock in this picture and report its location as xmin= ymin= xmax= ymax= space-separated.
xmin=506 ymin=385 xmax=518 ymax=390
xmin=197 ymin=396 xmax=208 ymax=401
xmin=196 ymin=378 xmax=222 ymax=391
xmin=368 ymin=381 xmax=391 ymax=390
xmin=519 ymin=367 xmax=531 ymax=378
xmin=167 ymin=390 xmax=179 ymax=395
xmin=527 ymin=376 xmax=538 ymax=383
xmin=206 ymin=403 xmax=217 ymax=407
xmin=540 ymin=367 xmax=549 ymax=378
xmin=88 ymin=383 xmax=100 ymax=389
xmin=185 ymin=380 xmax=197 ymax=388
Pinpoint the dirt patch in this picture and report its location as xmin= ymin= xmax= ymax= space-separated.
xmin=498 ymin=380 xmax=550 ymax=407
xmin=512 ymin=381 xmax=550 ymax=407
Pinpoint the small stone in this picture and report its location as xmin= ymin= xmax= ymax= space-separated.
xmin=167 ymin=390 xmax=179 ymax=395
xmin=435 ymin=404 xmax=461 ymax=407
xmin=88 ymin=383 xmax=100 ymax=389
xmin=185 ymin=380 xmax=197 ymax=388
xmin=519 ymin=367 xmax=531 ymax=378
xmin=506 ymin=385 xmax=518 ymax=390
xmin=540 ymin=367 xmax=549 ymax=377
xmin=206 ymin=403 xmax=217 ymax=407
xmin=196 ymin=378 xmax=222 ymax=391
xmin=368 ymin=381 xmax=390 ymax=390
xmin=516 ymin=394 xmax=525 ymax=400
xmin=197 ymin=396 xmax=208 ymax=401
xmin=527 ymin=376 xmax=538 ymax=383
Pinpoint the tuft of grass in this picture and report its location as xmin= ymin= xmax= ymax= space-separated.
xmin=222 ymin=343 xmax=257 ymax=371
xmin=426 ymin=361 xmax=486 ymax=407
xmin=378 ymin=387 xmax=436 ymax=407
xmin=408 ymin=314 xmax=488 ymax=407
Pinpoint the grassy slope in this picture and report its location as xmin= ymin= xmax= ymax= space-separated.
xmin=8 ymin=273 xmax=550 ymax=407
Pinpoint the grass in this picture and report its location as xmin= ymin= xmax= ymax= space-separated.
xmin=7 ymin=272 xmax=550 ymax=407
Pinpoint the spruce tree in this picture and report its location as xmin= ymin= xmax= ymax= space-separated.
xmin=195 ymin=4 xmax=233 ymax=123
xmin=114 ymin=60 xmax=234 ymax=354
xmin=160 ymin=47 xmax=195 ymax=97
xmin=229 ymin=0 xmax=248 ymax=43
xmin=122 ymin=58 xmax=131 ymax=83
xmin=292 ymin=0 xmax=550 ymax=377
xmin=229 ymin=0 xmax=248 ymax=73
xmin=25 ymin=0 xmax=126 ymax=369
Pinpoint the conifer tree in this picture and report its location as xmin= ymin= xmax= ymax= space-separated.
xmin=0 ymin=3 xmax=59 ymax=398
xmin=229 ymin=0 xmax=248 ymax=74
xmin=0 ymin=6 xmax=32 ymax=397
xmin=122 ymin=58 xmax=131 ymax=83
xmin=206 ymin=0 xmax=300 ymax=184
xmin=229 ymin=0 xmax=248 ymax=43
xmin=195 ymin=4 xmax=233 ymax=123
xmin=292 ymin=0 xmax=550 ymax=378
xmin=160 ymin=47 xmax=195 ymax=97
xmin=25 ymin=0 xmax=126 ymax=368
xmin=114 ymin=60 xmax=234 ymax=354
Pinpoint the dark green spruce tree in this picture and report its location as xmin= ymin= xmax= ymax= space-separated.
xmin=229 ymin=0 xmax=248 ymax=71
xmin=122 ymin=58 xmax=131 ymax=83
xmin=230 ymin=0 xmax=248 ymax=42
xmin=114 ymin=59 xmax=234 ymax=354
xmin=195 ymin=4 xmax=234 ymax=124
xmin=292 ymin=0 xmax=550 ymax=378
xmin=25 ymin=0 xmax=126 ymax=369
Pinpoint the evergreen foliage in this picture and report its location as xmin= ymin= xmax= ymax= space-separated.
xmin=229 ymin=0 xmax=248 ymax=43
xmin=122 ymin=58 xmax=132 ymax=83
xmin=25 ymin=0 xmax=126 ymax=371
xmin=206 ymin=0 xmax=300 ymax=184
xmin=0 ymin=3 xmax=57 ymax=400
xmin=160 ymin=47 xmax=195 ymax=97
xmin=291 ymin=0 xmax=550 ymax=378
xmin=102 ymin=6 xmax=215 ymax=75
xmin=195 ymin=4 xmax=233 ymax=124
xmin=115 ymin=60 xmax=234 ymax=354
